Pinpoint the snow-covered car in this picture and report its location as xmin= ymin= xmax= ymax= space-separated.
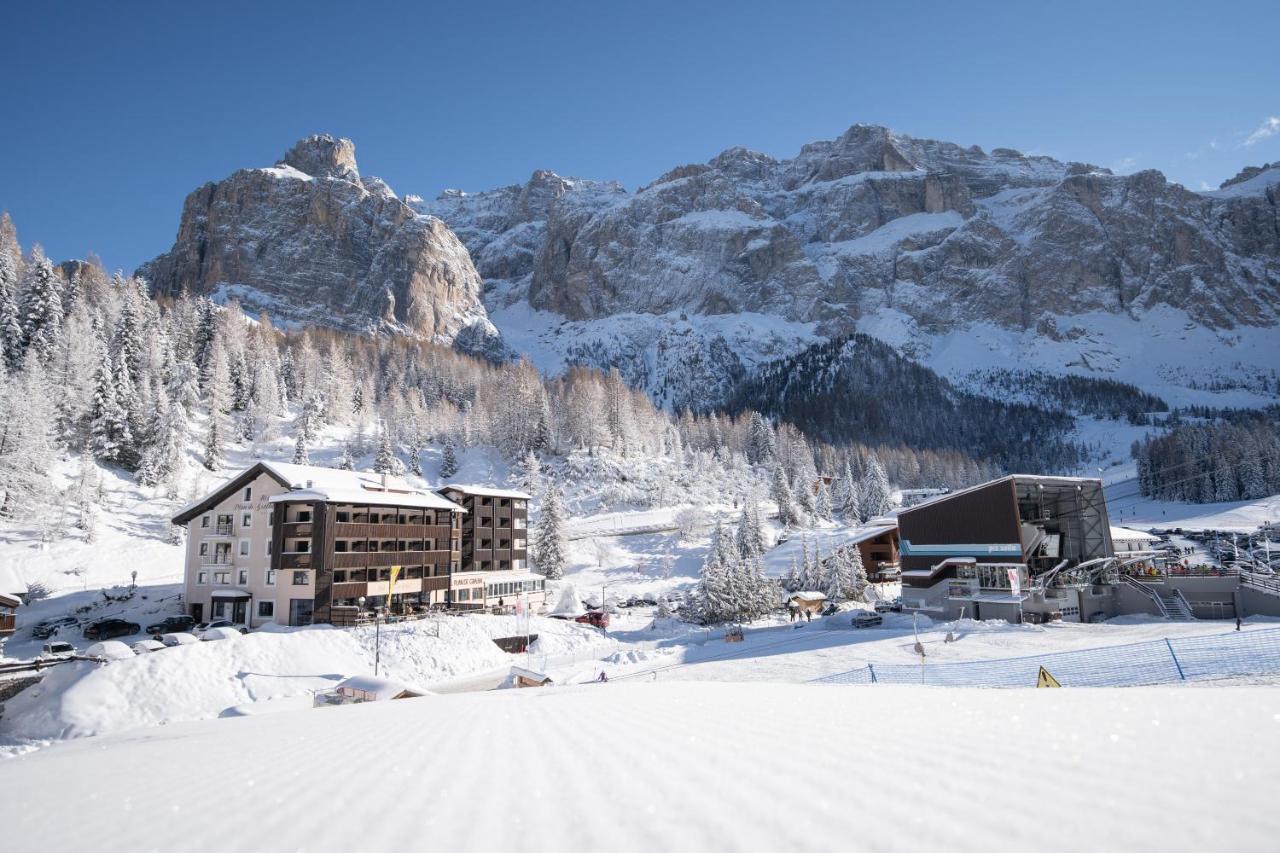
xmin=851 ymin=612 xmax=884 ymax=629
xmin=39 ymin=641 xmax=76 ymax=660
xmin=84 ymin=640 xmax=135 ymax=661
xmin=873 ymin=598 xmax=902 ymax=613
xmin=132 ymin=639 xmax=166 ymax=654
xmin=159 ymin=632 xmax=200 ymax=647
xmin=200 ymin=626 xmax=242 ymax=642
xmin=31 ymin=616 xmax=79 ymax=639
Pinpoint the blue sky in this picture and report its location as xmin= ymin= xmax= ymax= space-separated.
xmin=2 ymin=0 xmax=1278 ymax=272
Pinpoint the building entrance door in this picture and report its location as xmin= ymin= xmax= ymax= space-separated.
xmin=232 ymin=600 xmax=248 ymax=625
xmin=289 ymin=599 xmax=314 ymax=627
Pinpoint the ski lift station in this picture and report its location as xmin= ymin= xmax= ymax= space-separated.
xmin=897 ymin=475 xmax=1280 ymax=624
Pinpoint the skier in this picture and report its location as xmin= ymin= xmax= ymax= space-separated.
xmin=597 ymin=670 xmax=609 ymax=683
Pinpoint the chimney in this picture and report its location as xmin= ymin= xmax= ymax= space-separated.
xmin=306 ymin=479 xmax=313 ymax=489
xmin=381 ymin=472 xmax=388 ymax=489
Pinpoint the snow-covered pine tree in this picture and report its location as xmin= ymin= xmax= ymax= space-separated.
xmin=746 ymin=411 xmax=776 ymax=465
xmin=0 ymin=250 xmax=23 ymax=370
xmin=335 ymin=443 xmax=355 ymax=471
xmin=372 ymin=426 xmax=399 ymax=475
xmin=771 ymin=462 xmax=799 ymax=527
xmin=833 ymin=460 xmax=863 ymax=523
xmin=202 ymin=414 xmax=223 ymax=472
xmin=292 ymin=428 xmax=310 ymax=465
xmin=693 ymin=521 xmax=732 ymax=624
xmin=440 ymin=438 xmax=459 ymax=478
xmin=860 ymin=453 xmax=892 ymax=518
xmin=531 ymin=484 xmax=566 ymax=580
xmin=824 ymin=546 xmax=855 ymax=602
xmin=89 ymin=344 xmax=131 ymax=464
xmin=814 ymin=480 xmax=832 ymax=522
xmin=735 ymin=501 xmax=766 ymax=559
xmin=848 ymin=544 xmax=869 ymax=602
xmin=20 ymin=255 xmax=63 ymax=363
xmin=518 ymin=449 xmax=542 ymax=495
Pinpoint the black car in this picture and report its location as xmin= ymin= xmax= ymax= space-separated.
xmin=83 ymin=618 xmax=141 ymax=640
xmin=31 ymin=616 xmax=78 ymax=639
xmin=146 ymin=615 xmax=196 ymax=636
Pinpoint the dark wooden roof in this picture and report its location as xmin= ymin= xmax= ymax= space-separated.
xmin=170 ymin=462 xmax=290 ymax=526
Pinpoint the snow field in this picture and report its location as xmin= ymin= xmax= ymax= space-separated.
xmin=4 ymin=682 xmax=1279 ymax=853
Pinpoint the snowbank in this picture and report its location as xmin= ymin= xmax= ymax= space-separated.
xmin=0 ymin=618 xmax=599 ymax=742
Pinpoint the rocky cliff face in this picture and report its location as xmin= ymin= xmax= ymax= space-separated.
xmin=140 ymin=135 xmax=497 ymax=347
xmin=421 ymin=123 xmax=1280 ymax=409
xmin=425 ymin=123 xmax=1280 ymax=334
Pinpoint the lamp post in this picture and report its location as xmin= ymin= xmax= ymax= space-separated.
xmin=359 ymin=595 xmax=380 ymax=676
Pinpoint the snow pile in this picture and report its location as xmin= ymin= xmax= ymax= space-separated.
xmin=5 ymin=682 xmax=1279 ymax=851
xmin=0 ymin=617 xmax=579 ymax=742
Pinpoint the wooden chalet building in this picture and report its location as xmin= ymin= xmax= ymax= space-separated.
xmin=172 ymin=462 xmax=466 ymax=628
xmin=0 ymin=591 xmax=19 ymax=640
xmin=437 ymin=485 xmax=547 ymax=611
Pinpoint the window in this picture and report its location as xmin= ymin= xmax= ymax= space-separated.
xmin=201 ymin=515 xmax=210 ymax=528
xmin=481 ymin=497 xmax=492 ymax=506
xmin=243 ymin=487 xmax=252 ymax=501
xmin=266 ymin=569 xmax=277 ymax=586
xmin=197 ymin=571 xmax=208 ymax=584
xmin=297 ymin=510 xmax=312 ymax=523
xmin=239 ymin=540 xmax=250 ymax=557
xmin=499 ymin=498 xmax=510 ymax=508
xmin=266 ymin=540 xmax=272 ymax=557
xmin=242 ymin=513 xmax=252 ymax=528
xmin=292 ymin=571 xmax=308 ymax=586
xmin=213 ymin=571 xmax=229 ymax=584
xmin=199 ymin=542 xmax=209 ymax=557
xmin=257 ymin=601 xmax=274 ymax=619
xmin=456 ymin=588 xmax=470 ymax=601
xmin=337 ymin=511 xmax=350 ymax=523
xmin=238 ymin=569 xmax=249 ymax=585
xmin=335 ymin=541 xmax=349 ymax=553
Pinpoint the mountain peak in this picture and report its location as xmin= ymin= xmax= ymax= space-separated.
xmin=278 ymin=134 xmax=360 ymax=181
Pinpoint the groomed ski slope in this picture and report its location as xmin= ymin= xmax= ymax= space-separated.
xmin=4 ymin=682 xmax=1278 ymax=853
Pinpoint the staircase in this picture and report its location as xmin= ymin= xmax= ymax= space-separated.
xmin=1159 ymin=590 xmax=1195 ymax=621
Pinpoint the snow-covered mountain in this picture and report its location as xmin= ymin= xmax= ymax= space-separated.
xmin=140 ymin=135 xmax=500 ymax=352
xmin=422 ymin=124 xmax=1280 ymax=411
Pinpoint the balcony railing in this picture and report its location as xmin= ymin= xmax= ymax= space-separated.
xmin=211 ymin=524 xmax=233 ymax=536
xmin=279 ymin=552 xmax=313 ymax=569
xmin=201 ymin=554 xmax=233 ymax=565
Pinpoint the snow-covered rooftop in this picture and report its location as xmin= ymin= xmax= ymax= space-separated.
xmin=439 ymin=484 xmax=532 ymax=500
xmin=263 ymin=462 xmax=462 ymax=510
xmin=1110 ymin=526 xmax=1159 ymax=543
xmin=336 ymin=675 xmax=422 ymax=700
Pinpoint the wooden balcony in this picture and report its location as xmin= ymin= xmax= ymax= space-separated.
xmin=279 ymin=552 xmax=313 ymax=569
xmin=0 ymin=612 xmax=15 ymax=635
xmin=283 ymin=521 xmax=313 ymax=537
xmin=331 ymin=550 xmax=454 ymax=569
xmin=332 ymin=522 xmax=455 ymax=541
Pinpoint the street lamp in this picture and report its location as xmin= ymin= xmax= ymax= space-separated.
xmin=359 ymin=595 xmax=381 ymax=676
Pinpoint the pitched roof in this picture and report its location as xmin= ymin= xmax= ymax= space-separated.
xmin=439 ymin=484 xmax=533 ymax=500
xmin=172 ymin=461 xmax=464 ymax=524
xmin=336 ymin=675 xmax=425 ymax=700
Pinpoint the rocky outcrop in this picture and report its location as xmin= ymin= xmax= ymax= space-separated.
xmin=422 ymin=123 xmax=1280 ymax=336
xmin=140 ymin=135 xmax=496 ymax=346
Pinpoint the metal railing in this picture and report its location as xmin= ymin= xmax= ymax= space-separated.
xmin=812 ymin=626 xmax=1280 ymax=687
xmin=1122 ymin=574 xmax=1170 ymax=618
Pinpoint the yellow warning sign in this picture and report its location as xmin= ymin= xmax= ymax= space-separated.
xmin=1036 ymin=666 xmax=1061 ymax=688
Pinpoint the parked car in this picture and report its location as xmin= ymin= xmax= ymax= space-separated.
xmin=83 ymin=618 xmax=141 ymax=640
xmin=873 ymin=597 xmax=903 ymax=613
xmin=196 ymin=619 xmax=248 ymax=634
xmin=132 ymin=639 xmax=166 ymax=654
xmin=159 ymin=632 xmax=200 ymax=647
xmin=200 ymin=626 xmax=242 ymax=642
xmin=575 ymin=610 xmax=610 ymax=629
xmin=851 ymin=612 xmax=884 ymax=629
xmin=39 ymin=641 xmax=76 ymax=660
xmin=85 ymin=640 xmax=135 ymax=661
xmin=146 ymin=615 xmax=196 ymax=636
xmin=31 ymin=616 xmax=78 ymax=640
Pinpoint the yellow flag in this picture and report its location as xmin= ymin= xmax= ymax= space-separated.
xmin=388 ymin=565 xmax=402 ymax=605
xmin=1036 ymin=666 xmax=1061 ymax=688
